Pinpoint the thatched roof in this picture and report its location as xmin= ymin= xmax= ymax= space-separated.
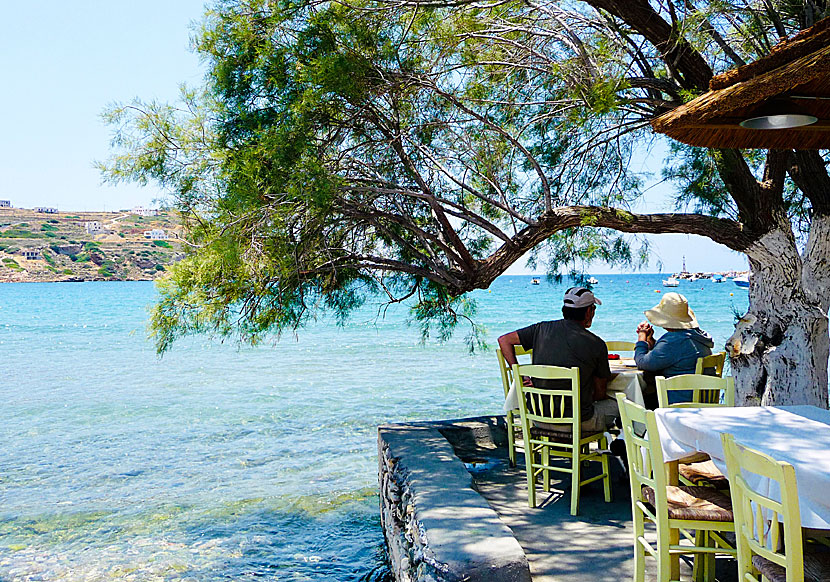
xmin=651 ymin=18 xmax=830 ymax=149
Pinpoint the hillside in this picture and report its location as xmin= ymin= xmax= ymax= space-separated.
xmin=0 ymin=208 xmax=184 ymax=283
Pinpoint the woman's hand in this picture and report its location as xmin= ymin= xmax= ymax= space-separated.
xmin=636 ymin=321 xmax=655 ymax=348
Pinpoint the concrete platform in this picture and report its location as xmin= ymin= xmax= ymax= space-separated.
xmin=466 ymin=424 xmax=738 ymax=582
xmin=379 ymin=416 xmax=738 ymax=582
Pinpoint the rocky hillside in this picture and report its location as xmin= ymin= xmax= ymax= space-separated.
xmin=0 ymin=208 xmax=184 ymax=283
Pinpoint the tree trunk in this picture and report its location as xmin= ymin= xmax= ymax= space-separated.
xmin=726 ymin=225 xmax=830 ymax=408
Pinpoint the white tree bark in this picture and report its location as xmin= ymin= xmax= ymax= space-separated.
xmin=726 ymin=223 xmax=830 ymax=408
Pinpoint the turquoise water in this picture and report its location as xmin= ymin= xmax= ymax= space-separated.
xmin=0 ymin=275 xmax=747 ymax=581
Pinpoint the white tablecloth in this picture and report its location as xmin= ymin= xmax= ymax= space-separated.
xmin=654 ymin=405 xmax=830 ymax=530
xmin=503 ymin=369 xmax=644 ymax=412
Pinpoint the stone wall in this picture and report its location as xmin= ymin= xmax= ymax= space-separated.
xmin=378 ymin=418 xmax=531 ymax=582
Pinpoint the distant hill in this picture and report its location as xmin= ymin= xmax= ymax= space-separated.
xmin=0 ymin=208 xmax=183 ymax=283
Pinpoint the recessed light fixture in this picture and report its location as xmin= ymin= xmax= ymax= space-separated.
xmin=740 ymin=99 xmax=818 ymax=129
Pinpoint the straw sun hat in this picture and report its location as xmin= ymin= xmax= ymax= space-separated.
xmin=644 ymin=292 xmax=699 ymax=329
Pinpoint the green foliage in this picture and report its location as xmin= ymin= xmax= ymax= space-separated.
xmin=40 ymin=223 xmax=58 ymax=232
xmin=2 ymin=258 xmax=22 ymax=271
xmin=42 ymin=250 xmax=56 ymax=266
xmin=99 ymin=0 xmax=827 ymax=353
xmin=0 ymin=229 xmax=40 ymax=238
xmin=153 ymin=240 xmax=172 ymax=248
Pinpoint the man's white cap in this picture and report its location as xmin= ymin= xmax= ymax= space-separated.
xmin=563 ymin=286 xmax=602 ymax=308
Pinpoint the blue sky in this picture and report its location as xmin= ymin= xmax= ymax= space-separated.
xmin=1 ymin=1 xmax=746 ymax=274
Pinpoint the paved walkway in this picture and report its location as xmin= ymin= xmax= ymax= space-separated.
xmin=467 ymin=445 xmax=737 ymax=582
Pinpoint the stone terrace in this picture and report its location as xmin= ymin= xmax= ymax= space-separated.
xmin=378 ymin=416 xmax=738 ymax=582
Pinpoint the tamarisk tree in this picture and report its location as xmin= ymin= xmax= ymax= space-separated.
xmin=101 ymin=0 xmax=830 ymax=407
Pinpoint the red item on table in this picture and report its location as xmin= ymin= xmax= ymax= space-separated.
xmin=608 ymin=354 xmax=620 ymax=360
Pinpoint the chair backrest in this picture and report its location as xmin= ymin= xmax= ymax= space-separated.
xmin=615 ymin=394 xmax=669 ymax=526
xmin=606 ymin=340 xmax=636 ymax=352
xmin=655 ymin=374 xmax=735 ymax=408
xmin=514 ymin=364 xmax=580 ymax=429
xmin=496 ymin=346 xmax=532 ymax=397
xmin=721 ymin=433 xmax=804 ymax=582
xmin=695 ymin=351 xmax=727 ymax=376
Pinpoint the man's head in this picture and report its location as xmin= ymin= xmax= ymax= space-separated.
xmin=562 ymin=287 xmax=602 ymax=327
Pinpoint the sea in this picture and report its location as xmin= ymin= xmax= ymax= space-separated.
xmin=0 ymin=274 xmax=748 ymax=581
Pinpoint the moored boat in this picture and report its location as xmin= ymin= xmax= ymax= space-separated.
xmin=662 ymin=277 xmax=679 ymax=287
xmin=733 ymin=275 xmax=750 ymax=288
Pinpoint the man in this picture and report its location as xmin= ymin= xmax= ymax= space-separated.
xmin=498 ymin=286 xmax=618 ymax=433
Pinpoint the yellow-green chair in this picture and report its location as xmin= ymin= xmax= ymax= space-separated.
xmin=496 ymin=346 xmax=532 ymax=467
xmin=721 ymin=433 xmax=830 ymax=582
xmin=616 ymin=394 xmax=736 ymax=582
xmin=655 ymin=374 xmax=735 ymax=489
xmin=656 ymin=374 xmax=735 ymax=408
xmin=514 ymin=364 xmax=611 ymax=515
xmin=606 ymin=340 xmax=637 ymax=352
xmin=695 ymin=351 xmax=727 ymax=377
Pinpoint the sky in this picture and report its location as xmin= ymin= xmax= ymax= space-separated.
xmin=1 ymin=1 xmax=747 ymax=275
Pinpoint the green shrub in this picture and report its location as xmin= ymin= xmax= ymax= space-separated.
xmin=42 ymin=251 xmax=56 ymax=266
xmin=155 ymin=264 xmax=165 ymax=271
xmin=3 ymin=258 xmax=22 ymax=270
xmin=48 ymin=219 xmax=59 ymax=224
xmin=40 ymin=223 xmax=58 ymax=231
xmin=0 ymin=229 xmax=39 ymax=238
xmin=62 ymin=268 xmax=73 ymax=274
xmin=152 ymin=240 xmax=171 ymax=248
xmin=83 ymin=241 xmax=100 ymax=251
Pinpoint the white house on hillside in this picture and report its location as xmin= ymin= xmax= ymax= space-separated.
xmin=0 ymin=200 xmax=10 ymax=208
xmin=133 ymin=206 xmax=159 ymax=217
xmin=22 ymin=250 xmax=40 ymax=261
xmin=35 ymin=207 xmax=58 ymax=214
xmin=144 ymin=229 xmax=168 ymax=240
xmin=84 ymin=221 xmax=103 ymax=234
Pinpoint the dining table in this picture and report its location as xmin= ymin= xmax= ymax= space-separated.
xmin=654 ymin=404 xmax=830 ymax=530
xmin=606 ymin=358 xmax=646 ymax=407
xmin=503 ymin=357 xmax=645 ymax=412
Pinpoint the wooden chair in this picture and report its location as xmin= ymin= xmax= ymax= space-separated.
xmin=514 ymin=364 xmax=611 ymax=515
xmin=616 ymin=394 xmax=736 ymax=582
xmin=656 ymin=374 xmax=735 ymax=408
xmin=695 ymin=351 xmax=727 ymax=377
xmin=606 ymin=340 xmax=637 ymax=352
xmin=496 ymin=346 xmax=532 ymax=467
xmin=721 ymin=433 xmax=830 ymax=582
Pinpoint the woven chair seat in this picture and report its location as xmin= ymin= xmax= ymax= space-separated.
xmin=530 ymin=425 xmax=603 ymax=443
xmin=643 ymin=485 xmax=734 ymax=522
xmin=752 ymin=548 xmax=830 ymax=582
xmin=679 ymin=459 xmax=730 ymax=489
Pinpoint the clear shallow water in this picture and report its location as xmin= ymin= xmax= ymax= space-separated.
xmin=0 ymin=275 xmax=747 ymax=581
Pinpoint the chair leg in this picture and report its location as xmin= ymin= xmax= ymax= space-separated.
xmin=525 ymin=445 xmax=536 ymax=508
xmin=692 ymin=530 xmax=707 ymax=582
xmin=633 ymin=508 xmax=646 ymax=582
xmin=542 ymin=439 xmax=550 ymax=492
xmin=507 ymin=420 xmax=516 ymax=467
xmin=570 ymin=447 xmax=581 ymax=516
xmin=600 ymin=436 xmax=612 ymax=503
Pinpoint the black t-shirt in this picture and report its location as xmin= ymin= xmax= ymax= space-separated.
xmin=516 ymin=319 xmax=611 ymax=420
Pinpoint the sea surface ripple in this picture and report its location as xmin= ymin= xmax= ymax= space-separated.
xmin=0 ymin=275 xmax=748 ymax=581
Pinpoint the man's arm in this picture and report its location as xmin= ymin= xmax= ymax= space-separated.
xmin=593 ymin=376 xmax=608 ymax=401
xmin=497 ymin=331 xmax=522 ymax=367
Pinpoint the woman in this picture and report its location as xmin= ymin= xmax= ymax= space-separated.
xmin=634 ymin=292 xmax=714 ymax=406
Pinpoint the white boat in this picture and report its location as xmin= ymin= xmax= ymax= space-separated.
xmin=711 ymin=275 xmax=724 ymax=283
xmin=531 ymin=278 xmax=540 ymax=285
xmin=587 ymin=277 xmax=599 ymax=285
xmin=662 ymin=277 xmax=679 ymax=287
xmin=733 ymin=275 xmax=750 ymax=288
